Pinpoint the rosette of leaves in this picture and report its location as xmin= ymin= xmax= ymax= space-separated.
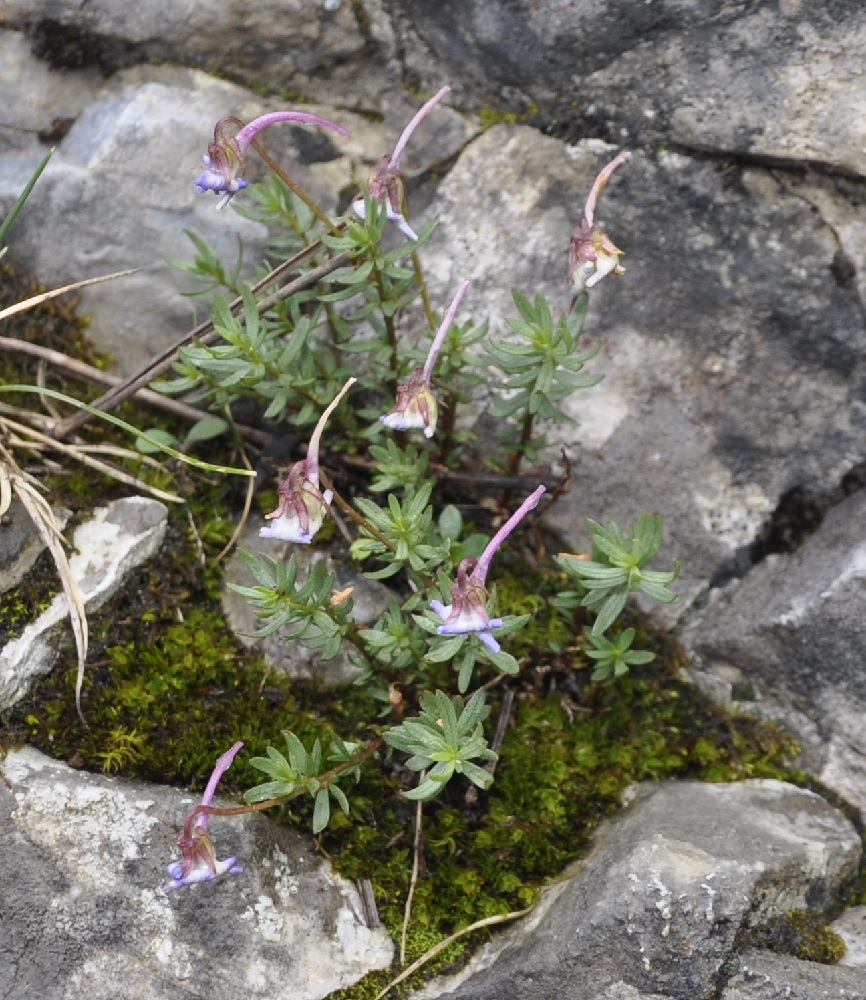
xmin=582 ymin=627 xmax=656 ymax=682
xmin=350 ymin=482 xmax=447 ymax=581
xmin=384 ymin=689 xmax=497 ymax=800
xmin=555 ymin=513 xmax=679 ymax=636
xmin=228 ymin=551 xmax=353 ymax=658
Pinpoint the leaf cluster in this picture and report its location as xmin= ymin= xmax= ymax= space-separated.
xmin=246 ymin=730 xmax=361 ymax=833
xmin=383 ymin=690 xmax=497 ymax=800
xmin=556 ymin=513 xmax=679 ymax=637
xmin=228 ymin=550 xmax=353 ymax=658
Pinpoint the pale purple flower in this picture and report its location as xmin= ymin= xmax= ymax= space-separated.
xmin=380 ymin=279 xmax=469 ymax=437
xmin=431 ymin=485 xmax=546 ymax=652
xmin=352 ymin=86 xmax=451 ymax=240
xmin=260 ymin=378 xmax=356 ymax=544
xmin=195 ymin=111 xmax=350 ymax=210
xmin=164 ymin=741 xmax=245 ymax=892
xmin=568 ymin=150 xmax=630 ymax=292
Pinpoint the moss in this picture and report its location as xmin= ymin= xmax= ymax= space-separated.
xmin=0 ymin=549 xmax=61 ymax=647
xmin=744 ymin=909 xmax=847 ymax=965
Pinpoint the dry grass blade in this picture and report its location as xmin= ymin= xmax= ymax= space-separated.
xmin=373 ymin=904 xmax=535 ymax=1000
xmin=12 ymin=474 xmax=90 ymax=722
xmin=0 ymin=268 xmax=139 ymax=322
xmin=400 ymin=788 xmax=425 ymax=966
xmin=0 ymin=461 xmax=11 ymax=516
xmin=0 ymin=415 xmax=183 ymax=504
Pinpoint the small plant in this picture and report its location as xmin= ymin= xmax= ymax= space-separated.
xmin=149 ymin=90 xmax=676 ymax=890
xmin=1 ymin=84 xmax=681 ymax=970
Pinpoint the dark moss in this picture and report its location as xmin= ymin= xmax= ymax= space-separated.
xmin=744 ymin=909 xmax=847 ymax=965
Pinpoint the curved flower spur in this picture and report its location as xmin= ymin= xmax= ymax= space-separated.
xmin=431 ymin=485 xmax=547 ymax=652
xmin=164 ymin=742 xmax=245 ymax=892
xmin=568 ymin=149 xmax=631 ymax=292
xmin=194 ymin=111 xmax=350 ymax=210
xmin=380 ymin=279 xmax=471 ymax=438
xmin=352 ymin=85 xmax=452 ymax=240
xmin=260 ymin=378 xmax=356 ymax=544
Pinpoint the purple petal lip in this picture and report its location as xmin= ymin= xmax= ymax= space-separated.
xmin=478 ymin=632 xmax=501 ymax=654
xmin=194 ymin=170 xmax=248 ymax=196
xmin=430 ymin=600 xmax=503 ymax=637
xmin=163 ymin=858 xmax=244 ymax=892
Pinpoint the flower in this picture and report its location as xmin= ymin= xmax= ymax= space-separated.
xmin=195 ymin=111 xmax=350 ymax=210
xmin=380 ymin=279 xmax=469 ymax=437
xmin=352 ymin=86 xmax=451 ymax=240
xmin=431 ymin=485 xmax=546 ymax=652
xmin=568 ymin=150 xmax=630 ymax=292
xmin=260 ymin=378 xmax=356 ymax=544
xmin=164 ymin=741 xmax=245 ymax=892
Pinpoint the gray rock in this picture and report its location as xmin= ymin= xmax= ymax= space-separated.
xmin=0 ymin=496 xmax=167 ymax=710
xmin=1 ymin=0 xmax=386 ymax=105
xmin=685 ymin=489 xmax=866 ymax=818
xmin=0 ymin=498 xmax=68 ymax=596
xmin=0 ymin=51 xmax=406 ymax=373
xmin=222 ymin=523 xmax=390 ymax=686
xmin=383 ymin=1 xmax=866 ymax=177
xmin=0 ymin=29 xmax=105 ymax=151
xmin=833 ymin=906 xmax=866 ymax=971
xmin=419 ymin=128 xmax=866 ymax=617
xmin=0 ymin=745 xmax=393 ymax=1000
xmin=414 ymin=780 xmax=860 ymax=1000
xmin=720 ymin=948 xmax=866 ymax=1000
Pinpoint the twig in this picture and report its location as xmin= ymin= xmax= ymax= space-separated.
xmin=0 ymin=415 xmax=183 ymax=504
xmin=358 ymin=879 xmax=382 ymax=930
xmin=52 ymin=244 xmax=351 ymax=440
xmin=319 ymin=467 xmax=395 ymax=553
xmin=339 ymin=452 xmax=565 ymax=495
xmin=400 ymin=782 xmax=425 ymax=966
xmin=0 ymin=335 xmax=268 ymax=445
xmin=373 ymin=905 xmax=535 ymax=1000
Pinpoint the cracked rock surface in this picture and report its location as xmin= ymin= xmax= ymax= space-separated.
xmin=0 ymin=746 xmax=393 ymax=1000
xmin=412 ymin=780 xmax=861 ymax=1000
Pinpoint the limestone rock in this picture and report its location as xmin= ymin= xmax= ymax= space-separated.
xmin=414 ymin=780 xmax=860 ymax=1000
xmin=0 ymin=745 xmax=393 ymax=1000
xmin=684 ymin=489 xmax=866 ymax=819
xmin=0 ymin=499 xmax=68 ymax=596
xmin=720 ymin=948 xmax=866 ymax=1000
xmin=0 ymin=496 xmax=168 ymax=710
xmin=383 ymin=0 xmax=866 ymax=178
xmin=833 ymin=905 xmax=866 ymax=971
xmin=1 ymin=0 xmax=384 ymax=103
xmin=0 ymin=50 xmax=400 ymax=373
xmin=419 ymin=128 xmax=866 ymax=617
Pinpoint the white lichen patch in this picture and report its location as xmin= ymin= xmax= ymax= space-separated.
xmin=7 ymin=747 xmax=159 ymax=884
xmin=241 ymin=895 xmax=285 ymax=943
xmin=692 ymin=460 xmax=773 ymax=549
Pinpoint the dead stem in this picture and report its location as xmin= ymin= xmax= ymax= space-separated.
xmin=400 ymin=786 xmax=426 ymax=966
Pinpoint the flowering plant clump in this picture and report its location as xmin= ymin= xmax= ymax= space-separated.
xmin=132 ymin=90 xmax=680 ymax=897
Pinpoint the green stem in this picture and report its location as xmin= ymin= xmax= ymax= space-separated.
xmin=319 ymin=468 xmax=397 ymax=553
xmin=507 ymin=410 xmax=534 ymax=477
xmin=411 ymin=250 xmax=435 ymax=330
xmin=250 ymin=138 xmax=342 ymax=237
xmin=190 ymin=737 xmax=386 ymax=822
xmin=372 ymin=266 xmax=400 ymax=395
